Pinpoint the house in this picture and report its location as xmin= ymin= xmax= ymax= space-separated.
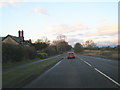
xmin=2 ymin=30 xmax=31 ymax=46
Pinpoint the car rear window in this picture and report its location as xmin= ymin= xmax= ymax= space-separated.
xmin=68 ymin=53 xmax=74 ymax=55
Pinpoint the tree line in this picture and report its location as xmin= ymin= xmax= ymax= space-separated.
xmin=2 ymin=36 xmax=119 ymax=63
xmin=74 ymin=40 xmax=119 ymax=53
xmin=2 ymin=35 xmax=72 ymax=64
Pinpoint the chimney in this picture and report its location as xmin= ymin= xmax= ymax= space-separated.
xmin=18 ymin=30 xmax=24 ymax=42
xmin=22 ymin=30 xmax=24 ymax=38
xmin=18 ymin=30 xmax=24 ymax=38
xmin=18 ymin=30 xmax=21 ymax=37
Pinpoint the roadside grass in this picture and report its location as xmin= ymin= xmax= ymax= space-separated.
xmin=2 ymin=58 xmax=41 ymax=69
xmin=3 ymin=57 xmax=63 ymax=88
xmin=3 ymin=53 xmax=66 ymax=70
xmin=80 ymin=50 xmax=119 ymax=60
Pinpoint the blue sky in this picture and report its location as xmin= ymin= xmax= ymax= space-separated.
xmin=0 ymin=0 xmax=118 ymax=46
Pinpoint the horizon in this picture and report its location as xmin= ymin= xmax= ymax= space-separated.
xmin=0 ymin=0 xmax=118 ymax=47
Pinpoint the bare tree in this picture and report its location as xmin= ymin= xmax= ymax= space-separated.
xmin=84 ymin=40 xmax=97 ymax=48
xmin=41 ymin=36 xmax=50 ymax=44
xmin=51 ymin=35 xmax=72 ymax=54
xmin=57 ymin=34 xmax=66 ymax=41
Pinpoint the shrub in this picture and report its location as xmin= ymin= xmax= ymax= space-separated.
xmin=2 ymin=43 xmax=37 ymax=64
xmin=37 ymin=53 xmax=48 ymax=59
xmin=24 ymin=46 xmax=37 ymax=60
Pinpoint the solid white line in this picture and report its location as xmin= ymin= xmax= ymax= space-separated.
xmin=54 ymin=60 xmax=62 ymax=66
xmin=24 ymin=60 xmax=63 ymax=88
xmin=94 ymin=68 xmax=120 ymax=87
xmin=45 ymin=60 xmax=63 ymax=73
xmin=84 ymin=61 xmax=92 ymax=67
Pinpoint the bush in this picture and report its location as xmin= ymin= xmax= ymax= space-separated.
xmin=24 ymin=46 xmax=37 ymax=60
xmin=37 ymin=53 xmax=48 ymax=59
xmin=2 ymin=43 xmax=37 ymax=64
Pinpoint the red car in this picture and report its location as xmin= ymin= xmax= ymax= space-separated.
xmin=67 ymin=52 xmax=75 ymax=59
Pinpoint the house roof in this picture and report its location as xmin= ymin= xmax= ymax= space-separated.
xmin=2 ymin=35 xmax=24 ymax=44
xmin=1 ymin=37 xmax=5 ymax=40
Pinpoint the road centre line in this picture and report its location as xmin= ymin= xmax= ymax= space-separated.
xmin=77 ymin=56 xmax=84 ymax=61
xmin=84 ymin=61 xmax=92 ymax=67
xmin=80 ymin=58 xmax=83 ymax=61
xmin=94 ymin=68 xmax=120 ymax=87
xmin=77 ymin=56 xmax=120 ymax=87
xmin=77 ymin=56 xmax=92 ymax=67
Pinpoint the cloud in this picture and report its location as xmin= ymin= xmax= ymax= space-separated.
xmin=65 ymin=33 xmax=84 ymax=38
xmin=67 ymin=38 xmax=84 ymax=46
xmin=48 ymin=23 xmax=88 ymax=34
xmin=88 ymin=24 xmax=118 ymax=36
xmin=48 ymin=23 xmax=118 ymax=46
xmin=33 ymin=7 xmax=48 ymax=16
xmin=0 ymin=0 xmax=26 ymax=7
xmin=89 ymin=34 xmax=118 ymax=46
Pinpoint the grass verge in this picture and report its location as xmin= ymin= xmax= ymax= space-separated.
xmin=79 ymin=50 xmax=119 ymax=60
xmin=3 ymin=57 xmax=63 ymax=88
xmin=3 ymin=53 xmax=66 ymax=70
xmin=2 ymin=58 xmax=41 ymax=69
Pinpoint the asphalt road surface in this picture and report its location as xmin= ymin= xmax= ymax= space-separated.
xmin=24 ymin=54 xmax=119 ymax=88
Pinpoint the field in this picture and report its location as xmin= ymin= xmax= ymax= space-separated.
xmin=80 ymin=50 xmax=119 ymax=60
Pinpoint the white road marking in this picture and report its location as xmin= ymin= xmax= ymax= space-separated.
xmin=77 ymin=56 xmax=92 ymax=67
xmin=45 ymin=60 xmax=63 ymax=73
xmin=54 ymin=60 xmax=62 ymax=66
xmin=24 ymin=60 xmax=63 ymax=88
xmin=77 ymin=55 xmax=120 ymax=87
xmin=77 ymin=56 xmax=83 ymax=61
xmin=84 ymin=61 xmax=92 ymax=67
xmin=80 ymin=58 xmax=83 ymax=60
xmin=94 ymin=68 xmax=120 ymax=87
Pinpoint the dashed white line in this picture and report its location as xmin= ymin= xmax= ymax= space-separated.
xmin=77 ymin=57 xmax=92 ymax=67
xmin=94 ymin=68 xmax=120 ymax=87
xmin=77 ymin=57 xmax=84 ymax=61
xmin=77 ymin=56 xmax=120 ymax=87
xmin=84 ymin=61 xmax=92 ymax=67
xmin=80 ymin=58 xmax=83 ymax=61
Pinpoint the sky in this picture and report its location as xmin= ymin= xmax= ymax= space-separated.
xmin=0 ymin=0 xmax=118 ymax=47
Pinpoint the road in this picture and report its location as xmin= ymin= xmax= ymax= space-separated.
xmin=24 ymin=54 xmax=119 ymax=88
